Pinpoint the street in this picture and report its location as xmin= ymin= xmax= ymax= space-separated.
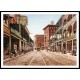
xmin=3 ymin=50 xmax=76 ymax=66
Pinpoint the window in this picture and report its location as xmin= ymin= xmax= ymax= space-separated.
xmin=67 ymin=14 xmax=72 ymax=21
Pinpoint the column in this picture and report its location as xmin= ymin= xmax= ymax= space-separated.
xmin=72 ymin=40 xmax=73 ymax=52
xmin=19 ymin=22 xmax=21 ymax=54
xmin=66 ymin=41 xmax=67 ymax=53
xmin=71 ymin=23 xmax=74 ymax=53
xmin=61 ymin=41 xmax=63 ymax=52
xmin=9 ymin=36 xmax=11 ymax=57
xmin=19 ymin=40 xmax=21 ymax=54
xmin=71 ymin=23 xmax=74 ymax=36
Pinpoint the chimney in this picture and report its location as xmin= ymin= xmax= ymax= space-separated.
xmin=50 ymin=21 xmax=54 ymax=25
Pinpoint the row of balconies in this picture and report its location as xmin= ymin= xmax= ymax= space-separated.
xmin=50 ymin=15 xmax=76 ymax=42
xmin=56 ymin=15 xmax=76 ymax=33
xmin=11 ymin=28 xmax=22 ymax=38
xmin=63 ymin=32 xmax=76 ymax=41
xmin=63 ymin=15 xmax=76 ymax=30
xmin=4 ymin=23 xmax=31 ymax=42
xmin=50 ymin=32 xmax=76 ymax=42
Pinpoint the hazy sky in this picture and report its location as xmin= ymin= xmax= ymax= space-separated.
xmin=26 ymin=14 xmax=62 ymax=40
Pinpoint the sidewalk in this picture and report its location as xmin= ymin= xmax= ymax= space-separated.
xmin=41 ymin=50 xmax=76 ymax=61
xmin=3 ymin=51 xmax=34 ymax=63
xmin=3 ymin=53 xmax=24 ymax=63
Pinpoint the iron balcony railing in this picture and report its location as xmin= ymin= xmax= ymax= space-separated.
xmin=63 ymin=16 xmax=76 ymax=30
xmin=11 ymin=28 xmax=22 ymax=38
xmin=63 ymin=33 xmax=76 ymax=41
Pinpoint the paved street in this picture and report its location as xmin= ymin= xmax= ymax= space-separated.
xmin=3 ymin=14 xmax=77 ymax=67
xmin=3 ymin=50 xmax=76 ymax=66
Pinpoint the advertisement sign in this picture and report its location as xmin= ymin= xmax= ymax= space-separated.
xmin=19 ymin=16 xmax=28 ymax=25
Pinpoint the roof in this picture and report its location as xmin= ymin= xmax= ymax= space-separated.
xmin=43 ymin=24 xmax=56 ymax=30
xmin=34 ymin=34 xmax=44 ymax=37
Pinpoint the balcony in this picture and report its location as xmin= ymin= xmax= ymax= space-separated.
xmin=56 ymin=34 xmax=62 ymax=41
xmin=63 ymin=32 xmax=76 ymax=41
xmin=11 ymin=28 xmax=22 ymax=38
xmin=4 ymin=25 xmax=10 ymax=35
xmin=63 ymin=16 xmax=76 ymax=30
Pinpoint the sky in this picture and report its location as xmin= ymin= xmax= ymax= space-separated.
xmin=25 ymin=14 xmax=62 ymax=40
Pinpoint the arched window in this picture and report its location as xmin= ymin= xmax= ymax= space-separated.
xmin=67 ymin=14 xmax=72 ymax=21
xmin=67 ymin=25 xmax=72 ymax=33
xmin=73 ymin=21 xmax=77 ymax=33
xmin=63 ymin=19 xmax=67 ymax=26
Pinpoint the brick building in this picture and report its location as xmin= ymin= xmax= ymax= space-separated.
xmin=34 ymin=35 xmax=44 ymax=50
xmin=43 ymin=24 xmax=57 ymax=49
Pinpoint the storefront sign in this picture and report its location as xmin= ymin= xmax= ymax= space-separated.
xmin=19 ymin=16 xmax=28 ymax=25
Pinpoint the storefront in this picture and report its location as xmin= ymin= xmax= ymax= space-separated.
xmin=3 ymin=34 xmax=10 ymax=59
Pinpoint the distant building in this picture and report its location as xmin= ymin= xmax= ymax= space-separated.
xmin=34 ymin=35 xmax=44 ymax=50
xmin=43 ymin=24 xmax=57 ymax=49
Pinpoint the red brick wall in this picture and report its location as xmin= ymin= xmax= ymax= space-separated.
xmin=34 ymin=35 xmax=44 ymax=49
xmin=44 ymin=25 xmax=56 ymax=48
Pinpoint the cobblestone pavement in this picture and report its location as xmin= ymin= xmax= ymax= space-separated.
xmin=3 ymin=50 xmax=76 ymax=66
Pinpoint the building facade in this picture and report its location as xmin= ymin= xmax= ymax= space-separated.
xmin=3 ymin=14 xmax=33 ymax=59
xmin=43 ymin=24 xmax=57 ymax=49
xmin=50 ymin=14 xmax=77 ymax=55
xmin=34 ymin=35 xmax=44 ymax=50
xmin=3 ymin=14 xmax=11 ymax=59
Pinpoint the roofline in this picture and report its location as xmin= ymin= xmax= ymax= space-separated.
xmin=43 ymin=24 xmax=56 ymax=30
xmin=34 ymin=34 xmax=44 ymax=37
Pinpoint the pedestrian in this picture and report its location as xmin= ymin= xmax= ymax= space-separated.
xmin=62 ymin=48 xmax=66 ymax=54
xmin=72 ymin=46 xmax=76 ymax=56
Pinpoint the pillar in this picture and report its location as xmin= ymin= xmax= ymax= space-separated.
xmin=19 ymin=40 xmax=21 ymax=54
xmin=66 ymin=41 xmax=67 ymax=53
xmin=72 ymin=40 xmax=73 ymax=52
xmin=9 ymin=36 xmax=11 ymax=57
xmin=19 ymin=22 xmax=21 ymax=54
xmin=61 ymin=41 xmax=63 ymax=52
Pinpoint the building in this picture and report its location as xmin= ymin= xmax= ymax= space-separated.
xmin=62 ymin=14 xmax=77 ymax=54
xmin=3 ymin=14 xmax=11 ymax=59
xmin=50 ymin=14 xmax=77 ymax=55
xmin=49 ymin=17 xmax=63 ymax=52
xmin=43 ymin=24 xmax=57 ymax=49
xmin=3 ymin=14 xmax=33 ymax=59
xmin=34 ymin=35 xmax=44 ymax=50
